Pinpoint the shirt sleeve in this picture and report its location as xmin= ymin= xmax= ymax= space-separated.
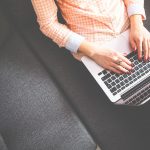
xmin=124 ymin=0 xmax=146 ymax=20
xmin=31 ymin=0 xmax=85 ymax=53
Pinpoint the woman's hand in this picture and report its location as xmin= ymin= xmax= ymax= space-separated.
xmin=130 ymin=15 xmax=150 ymax=61
xmin=91 ymin=47 xmax=133 ymax=74
xmin=78 ymin=41 xmax=133 ymax=74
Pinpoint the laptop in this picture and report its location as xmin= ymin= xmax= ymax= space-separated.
xmin=81 ymin=29 xmax=150 ymax=106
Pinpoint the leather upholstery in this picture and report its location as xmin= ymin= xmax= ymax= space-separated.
xmin=0 ymin=135 xmax=7 ymax=150
xmin=0 ymin=3 xmax=96 ymax=150
xmin=0 ymin=9 xmax=13 ymax=48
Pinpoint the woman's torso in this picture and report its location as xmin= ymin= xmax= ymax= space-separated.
xmin=57 ymin=0 xmax=130 ymax=44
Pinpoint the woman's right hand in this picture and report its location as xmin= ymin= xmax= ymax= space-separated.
xmin=91 ymin=47 xmax=133 ymax=74
xmin=78 ymin=40 xmax=133 ymax=74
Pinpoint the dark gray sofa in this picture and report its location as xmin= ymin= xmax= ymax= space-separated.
xmin=0 ymin=0 xmax=150 ymax=150
xmin=0 ymin=2 xmax=97 ymax=150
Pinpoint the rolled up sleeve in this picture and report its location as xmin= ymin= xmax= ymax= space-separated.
xmin=124 ymin=0 xmax=146 ymax=20
xmin=31 ymin=0 xmax=84 ymax=53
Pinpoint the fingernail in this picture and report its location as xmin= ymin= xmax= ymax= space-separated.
xmin=145 ymin=58 xmax=148 ymax=62
xmin=129 ymin=62 xmax=132 ymax=65
xmin=127 ymin=72 xmax=131 ymax=74
xmin=134 ymin=47 xmax=137 ymax=51
xmin=139 ymin=57 xmax=142 ymax=61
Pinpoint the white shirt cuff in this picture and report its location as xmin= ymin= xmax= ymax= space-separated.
xmin=127 ymin=4 xmax=146 ymax=20
xmin=65 ymin=32 xmax=85 ymax=53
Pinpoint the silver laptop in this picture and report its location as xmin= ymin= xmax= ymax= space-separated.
xmin=81 ymin=29 xmax=150 ymax=106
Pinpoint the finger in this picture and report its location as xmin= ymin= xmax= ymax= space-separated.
xmin=130 ymin=39 xmax=137 ymax=51
xmin=108 ymin=66 xmax=122 ymax=74
xmin=146 ymin=39 xmax=149 ymax=61
xmin=112 ymin=62 xmax=130 ymax=74
xmin=148 ymin=39 xmax=150 ymax=60
xmin=143 ymin=39 xmax=149 ymax=61
xmin=147 ymin=38 xmax=150 ymax=61
xmin=118 ymin=54 xmax=132 ymax=66
xmin=136 ymin=39 xmax=143 ymax=60
xmin=119 ymin=61 xmax=133 ymax=71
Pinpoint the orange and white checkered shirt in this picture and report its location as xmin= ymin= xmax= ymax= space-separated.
xmin=31 ymin=0 xmax=146 ymax=53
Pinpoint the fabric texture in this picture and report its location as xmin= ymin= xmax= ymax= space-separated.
xmin=0 ymin=3 xmax=96 ymax=150
xmin=31 ymin=0 xmax=146 ymax=53
xmin=0 ymin=135 xmax=7 ymax=150
xmin=0 ymin=28 xmax=96 ymax=150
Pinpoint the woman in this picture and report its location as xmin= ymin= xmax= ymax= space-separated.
xmin=31 ymin=0 xmax=150 ymax=74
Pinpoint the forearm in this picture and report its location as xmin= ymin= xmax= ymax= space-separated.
xmin=31 ymin=0 xmax=85 ymax=53
xmin=39 ymin=20 xmax=84 ymax=50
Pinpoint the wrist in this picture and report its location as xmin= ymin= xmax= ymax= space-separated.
xmin=78 ymin=40 xmax=97 ymax=58
xmin=130 ymin=15 xmax=143 ymax=29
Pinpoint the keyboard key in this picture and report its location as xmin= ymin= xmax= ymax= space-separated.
xmin=128 ymin=76 xmax=132 ymax=80
xmin=124 ymin=79 xmax=129 ymax=83
xmin=102 ymin=70 xmax=107 ymax=75
xmin=107 ymin=78 xmax=112 ymax=83
xmin=111 ymin=82 xmax=115 ymax=86
xmin=117 ymin=89 xmax=121 ymax=93
xmin=121 ymin=86 xmax=125 ymax=90
xmin=115 ymin=79 xmax=119 ymax=84
xmin=119 ymin=76 xmax=123 ymax=80
xmin=113 ymin=92 xmax=117 ymax=96
xmin=98 ymin=72 xmax=102 ymax=76
xmin=111 ymin=76 xmax=116 ymax=80
xmin=120 ymin=81 xmax=124 ymax=86
xmin=116 ymin=84 xmax=121 ymax=88
xmin=104 ymin=81 xmax=112 ymax=89
xmin=110 ymin=87 xmax=117 ymax=93
xmin=102 ymin=73 xmax=111 ymax=81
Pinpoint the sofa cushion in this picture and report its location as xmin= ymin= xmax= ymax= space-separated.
xmin=144 ymin=1 xmax=150 ymax=28
xmin=0 ymin=0 xmax=65 ymax=29
xmin=0 ymin=8 xmax=13 ymax=48
xmin=0 ymin=135 xmax=7 ymax=150
xmin=0 ymin=27 xmax=96 ymax=150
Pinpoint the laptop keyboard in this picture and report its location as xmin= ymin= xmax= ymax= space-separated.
xmin=98 ymin=51 xmax=150 ymax=96
xmin=125 ymin=85 xmax=150 ymax=105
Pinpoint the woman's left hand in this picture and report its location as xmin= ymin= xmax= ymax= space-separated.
xmin=130 ymin=16 xmax=150 ymax=62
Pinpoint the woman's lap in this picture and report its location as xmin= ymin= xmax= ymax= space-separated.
xmin=94 ymin=92 xmax=150 ymax=150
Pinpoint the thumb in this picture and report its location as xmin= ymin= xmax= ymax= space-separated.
xmin=130 ymin=39 xmax=137 ymax=51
